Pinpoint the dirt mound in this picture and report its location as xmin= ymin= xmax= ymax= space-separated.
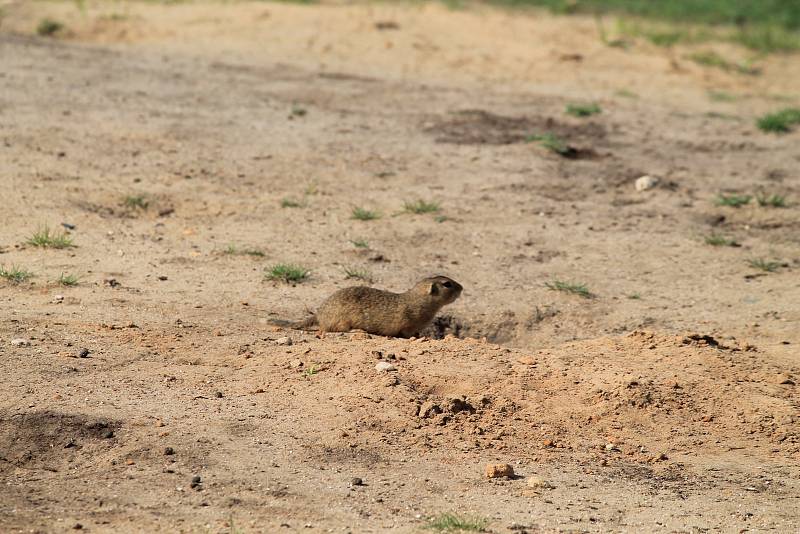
xmin=0 ymin=411 xmax=119 ymax=471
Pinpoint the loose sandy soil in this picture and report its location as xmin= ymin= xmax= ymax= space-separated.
xmin=1 ymin=1 xmax=799 ymax=532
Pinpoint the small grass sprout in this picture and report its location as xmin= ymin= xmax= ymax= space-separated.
xmin=627 ymin=293 xmax=641 ymax=300
xmin=224 ymin=244 xmax=265 ymax=257
xmin=714 ymin=194 xmax=751 ymax=208
xmin=757 ymin=108 xmax=800 ymax=133
xmin=403 ymin=199 xmax=440 ymax=214
xmin=27 ymin=226 xmax=74 ymax=249
xmin=704 ymin=234 xmax=739 ymax=247
xmin=566 ymin=103 xmax=601 ymax=117
xmin=281 ymin=197 xmax=305 ymax=208
xmin=351 ymin=239 xmax=369 ymax=249
xmin=123 ymin=195 xmax=149 ymax=209
xmin=343 ymin=266 xmax=372 ymax=282
xmin=351 ymin=207 xmax=381 ymax=221
xmin=37 ymin=18 xmax=63 ymax=36
xmin=0 ymin=265 xmax=34 ymax=284
xmin=426 ymin=512 xmax=488 ymax=532
xmin=687 ymin=51 xmax=760 ymax=75
xmin=526 ymin=132 xmax=571 ymax=155
xmin=747 ymin=258 xmax=781 ymax=272
xmin=756 ymin=192 xmax=787 ymax=207
xmin=545 ymin=280 xmax=592 ymax=298
xmin=57 ymin=272 xmax=79 ymax=286
xmin=265 ymin=263 xmax=309 ymax=283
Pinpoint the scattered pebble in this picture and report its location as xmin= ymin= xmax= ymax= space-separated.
xmin=78 ymin=348 xmax=90 ymax=358
xmin=289 ymin=359 xmax=304 ymax=368
xmin=10 ymin=338 xmax=30 ymax=347
xmin=276 ymin=336 xmax=292 ymax=346
xmin=634 ymin=175 xmax=659 ymax=191
xmin=53 ymin=294 xmax=64 ymax=303
xmin=214 ymin=391 xmax=224 ymax=398
xmin=190 ymin=475 xmax=202 ymax=489
xmin=349 ymin=477 xmax=363 ymax=487
xmin=102 ymin=430 xmax=114 ymax=439
xmin=375 ymin=362 xmax=396 ymax=372
xmin=72 ymin=524 xmax=83 ymax=530
xmin=164 ymin=447 xmax=175 ymax=456
xmin=484 ymin=463 xmax=514 ymax=479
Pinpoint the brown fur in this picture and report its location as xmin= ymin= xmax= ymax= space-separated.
xmin=295 ymin=276 xmax=462 ymax=338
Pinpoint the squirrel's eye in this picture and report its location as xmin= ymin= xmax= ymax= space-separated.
xmin=442 ymin=281 xmax=452 ymax=288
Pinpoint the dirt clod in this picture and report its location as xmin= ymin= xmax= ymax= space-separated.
xmin=485 ymin=463 xmax=515 ymax=478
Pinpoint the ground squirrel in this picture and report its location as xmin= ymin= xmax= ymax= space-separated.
xmin=283 ymin=276 xmax=463 ymax=338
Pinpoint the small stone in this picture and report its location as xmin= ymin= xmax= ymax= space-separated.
xmin=605 ymin=443 xmax=618 ymax=452
xmin=214 ymin=391 xmax=224 ymax=398
xmin=73 ymin=524 xmax=83 ymax=530
xmin=125 ymin=458 xmax=135 ymax=465
xmin=53 ymin=294 xmax=64 ymax=302
xmin=78 ymin=348 xmax=90 ymax=358
xmin=350 ymin=477 xmax=363 ymax=487
xmin=634 ymin=175 xmax=659 ymax=191
xmin=102 ymin=430 xmax=114 ymax=439
xmin=526 ymin=476 xmax=553 ymax=489
xmin=190 ymin=475 xmax=202 ymax=489
xmin=10 ymin=338 xmax=30 ymax=347
xmin=164 ymin=447 xmax=175 ymax=455
xmin=485 ymin=463 xmax=514 ymax=479
xmin=542 ymin=439 xmax=554 ymax=448
xmin=371 ymin=350 xmax=383 ymax=359
xmin=157 ymin=275 xmax=168 ymax=281
xmin=418 ymin=401 xmax=442 ymax=418
xmin=375 ymin=362 xmax=396 ymax=372
xmin=276 ymin=336 xmax=292 ymax=346
xmin=289 ymin=359 xmax=303 ymax=368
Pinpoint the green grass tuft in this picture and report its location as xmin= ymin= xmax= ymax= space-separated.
xmin=351 ymin=239 xmax=370 ymax=248
xmin=351 ymin=207 xmax=381 ymax=221
xmin=704 ymin=234 xmax=739 ymax=247
xmin=0 ymin=265 xmax=34 ymax=284
xmin=343 ymin=266 xmax=372 ymax=282
xmin=545 ymin=280 xmax=593 ymax=298
xmin=714 ymin=194 xmax=751 ymax=207
xmin=265 ymin=263 xmax=309 ymax=283
xmin=426 ymin=512 xmax=489 ymax=532
xmin=57 ymin=272 xmax=79 ymax=286
xmin=566 ymin=103 xmax=601 ymax=117
xmin=37 ymin=18 xmax=63 ymax=36
xmin=687 ymin=51 xmax=760 ymax=75
xmin=748 ymin=258 xmax=781 ymax=272
xmin=281 ymin=197 xmax=305 ymax=208
xmin=526 ymin=132 xmax=571 ymax=155
xmin=27 ymin=226 xmax=74 ymax=249
xmin=224 ymin=244 xmax=265 ymax=257
xmin=756 ymin=192 xmax=787 ymax=207
xmin=708 ymin=90 xmax=738 ymax=102
xmin=757 ymin=108 xmax=800 ymax=133
xmin=403 ymin=199 xmax=441 ymax=214
xmin=627 ymin=293 xmax=641 ymax=300
xmin=123 ymin=195 xmax=149 ymax=209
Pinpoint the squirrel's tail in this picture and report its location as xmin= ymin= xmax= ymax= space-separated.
xmin=269 ymin=315 xmax=318 ymax=331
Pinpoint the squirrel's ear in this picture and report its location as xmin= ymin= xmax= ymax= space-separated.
xmin=428 ymin=282 xmax=439 ymax=295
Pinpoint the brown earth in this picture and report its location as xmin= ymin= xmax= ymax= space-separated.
xmin=1 ymin=1 xmax=799 ymax=533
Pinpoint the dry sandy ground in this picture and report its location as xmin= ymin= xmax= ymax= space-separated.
xmin=1 ymin=1 xmax=799 ymax=532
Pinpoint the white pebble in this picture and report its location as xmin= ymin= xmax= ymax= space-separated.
xmin=635 ymin=175 xmax=659 ymax=191
xmin=375 ymin=362 xmax=396 ymax=372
